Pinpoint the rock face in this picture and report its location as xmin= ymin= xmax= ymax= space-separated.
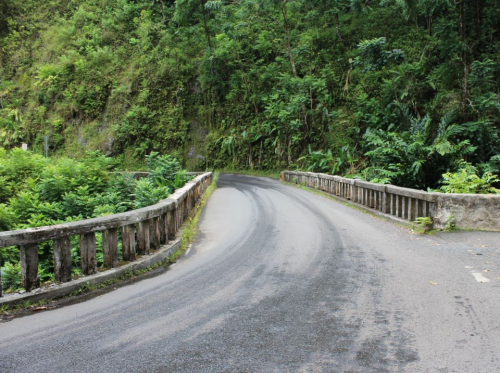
xmin=185 ymin=120 xmax=208 ymax=171
xmin=434 ymin=194 xmax=500 ymax=231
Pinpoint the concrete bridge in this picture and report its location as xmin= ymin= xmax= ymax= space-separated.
xmin=0 ymin=173 xmax=499 ymax=372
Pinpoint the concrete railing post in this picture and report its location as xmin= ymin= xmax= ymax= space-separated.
xmin=137 ymin=220 xmax=150 ymax=255
xmin=103 ymin=228 xmax=119 ymax=268
xmin=159 ymin=213 xmax=167 ymax=245
xmin=167 ymin=209 xmax=175 ymax=240
xmin=149 ymin=218 xmax=160 ymax=251
xmin=20 ymin=244 xmax=39 ymax=292
xmin=381 ymin=192 xmax=389 ymax=214
xmin=80 ymin=232 xmax=97 ymax=275
xmin=53 ymin=236 xmax=72 ymax=283
xmin=352 ymin=184 xmax=358 ymax=203
xmin=122 ymin=224 xmax=136 ymax=262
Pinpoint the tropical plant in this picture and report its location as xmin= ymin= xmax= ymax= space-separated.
xmin=439 ymin=163 xmax=500 ymax=194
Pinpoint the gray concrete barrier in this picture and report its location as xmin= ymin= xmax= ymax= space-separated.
xmin=282 ymin=171 xmax=499 ymax=232
xmin=0 ymin=172 xmax=213 ymax=297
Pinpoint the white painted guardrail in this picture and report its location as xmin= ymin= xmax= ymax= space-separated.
xmin=281 ymin=171 xmax=500 ymax=232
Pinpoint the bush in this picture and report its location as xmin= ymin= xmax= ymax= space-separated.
xmin=0 ymin=204 xmax=15 ymax=231
xmin=439 ymin=163 xmax=500 ymax=194
xmin=132 ymin=178 xmax=170 ymax=209
xmin=146 ymin=152 xmax=182 ymax=188
xmin=299 ymin=146 xmax=334 ymax=174
xmin=1 ymin=262 xmax=22 ymax=292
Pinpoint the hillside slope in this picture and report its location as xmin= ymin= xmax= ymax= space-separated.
xmin=1 ymin=0 xmax=499 ymax=188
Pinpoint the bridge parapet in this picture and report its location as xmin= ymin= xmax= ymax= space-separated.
xmin=282 ymin=171 xmax=499 ymax=232
xmin=0 ymin=172 xmax=213 ymax=295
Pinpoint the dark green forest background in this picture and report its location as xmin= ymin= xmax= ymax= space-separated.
xmin=1 ymin=0 xmax=499 ymax=190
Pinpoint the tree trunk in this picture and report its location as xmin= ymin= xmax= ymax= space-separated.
xmin=281 ymin=0 xmax=298 ymax=78
xmin=335 ymin=13 xmax=343 ymax=41
xmin=458 ymin=0 xmax=469 ymax=104
xmin=200 ymin=0 xmax=212 ymax=50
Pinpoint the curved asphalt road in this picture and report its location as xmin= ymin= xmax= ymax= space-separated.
xmin=1 ymin=174 xmax=500 ymax=372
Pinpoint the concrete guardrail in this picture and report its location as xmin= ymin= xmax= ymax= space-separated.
xmin=0 ymin=172 xmax=213 ymax=297
xmin=281 ymin=171 xmax=500 ymax=232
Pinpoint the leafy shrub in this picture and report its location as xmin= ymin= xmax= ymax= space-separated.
xmin=439 ymin=163 xmax=500 ymax=194
xmin=362 ymin=114 xmax=476 ymax=189
xmin=299 ymin=146 xmax=334 ymax=174
xmin=38 ymin=263 xmax=55 ymax=284
xmin=412 ymin=217 xmax=433 ymax=233
xmin=354 ymin=37 xmax=404 ymax=72
xmin=0 ymin=176 xmax=13 ymax=203
xmin=0 ymin=204 xmax=15 ymax=231
xmin=146 ymin=152 xmax=181 ymax=187
xmin=174 ymin=170 xmax=190 ymax=189
xmin=133 ymin=178 xmax=170 ymax=209
xmin=1 ymin=262 xmax=22 ymax=292
xmin=0 ymin=148 xmax=48 ymax=188
xmin=9 ymin=191 xmax=41 ymax=223
xmin=0 ymin=245 xmax=19 ymax=266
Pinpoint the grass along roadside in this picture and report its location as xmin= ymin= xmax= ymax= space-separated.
xmin=170 ymin=171 xmax=220 ymax=261
xmin=217 ymin=169 xmax=281 ymax=179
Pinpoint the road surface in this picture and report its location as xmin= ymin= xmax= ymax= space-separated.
xmin=1 ymin=174 xmax=499 ymax=372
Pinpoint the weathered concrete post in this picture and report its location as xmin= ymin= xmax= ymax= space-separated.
xmin=149 ymin=218 xmax=160 ymax=250
xmin=103 ymin=228 xmax=119 ymax=268
xmin=351 ymin=182 xmax=358 ymax=203
xmin=122 ymin=225 xmax=136 ymax=261
xmin=416 ymin=199 xmax=424 ymax=219
xmin=137 ymin=220 xmax=150 ymax=255
xmin=80 ymin=232 xmax=97 ymax=275
xmin=20 ymin=244 xmax=39 ymax=292
xmin=382 ymin=191 xmax=390 ymax=213
xmin=53 ymin=236 xmax=72 ymax=283
xmin=159 ymin=214 xmax=167 ymax=244
xmin=167 ymin=210 xmax=175 ymax=240
xmin=397 ymin=195 xmax=403 ymax=218
xmin=423 ymin=200 xmax=430 ymax=218
xmin=409 ymin=198 xmax=416 ymax=221
xmin=177 ymin=203 xmax=182 ymax=229
xmin=184 ymin=197 xmax=189 ymax=219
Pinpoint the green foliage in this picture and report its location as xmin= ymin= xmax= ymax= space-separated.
xmin=0 ymin=148 xmax=188 ymax=287
xmin=299 ymin=147 xmax=335 ymax=174
xmin=0 ymin=0 xmax=498 ymax=191
xmin=146 ymin=152 xmax=181 ymax=187
xmin=412 ymin=216 xmax=433 ymax=233
xmin=1 ymin=261 xmax=22 ymax=292
xmin=132 ymin=178 xmax=170 ymax=209
xmin=361 ymin=112 xmax=477 ymax=189
xmin=0 ymin=204 xmax=15 ymax=231
xmin=355 ymin=37 xmax=404 ymax=72
xmin=444 ymin=216 xmax=456 ymax=231
xmin=438 ymin=163 xmax=500 ymax=194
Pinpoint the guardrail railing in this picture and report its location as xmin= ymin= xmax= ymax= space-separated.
xmin=282 ymin=171 xmax=500 ymax=232
xmin=0 ymin=172 xmax=212 ymax=296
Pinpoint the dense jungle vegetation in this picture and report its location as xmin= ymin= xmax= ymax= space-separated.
xmin=1 ymin=0 xmax=499 ymax=190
